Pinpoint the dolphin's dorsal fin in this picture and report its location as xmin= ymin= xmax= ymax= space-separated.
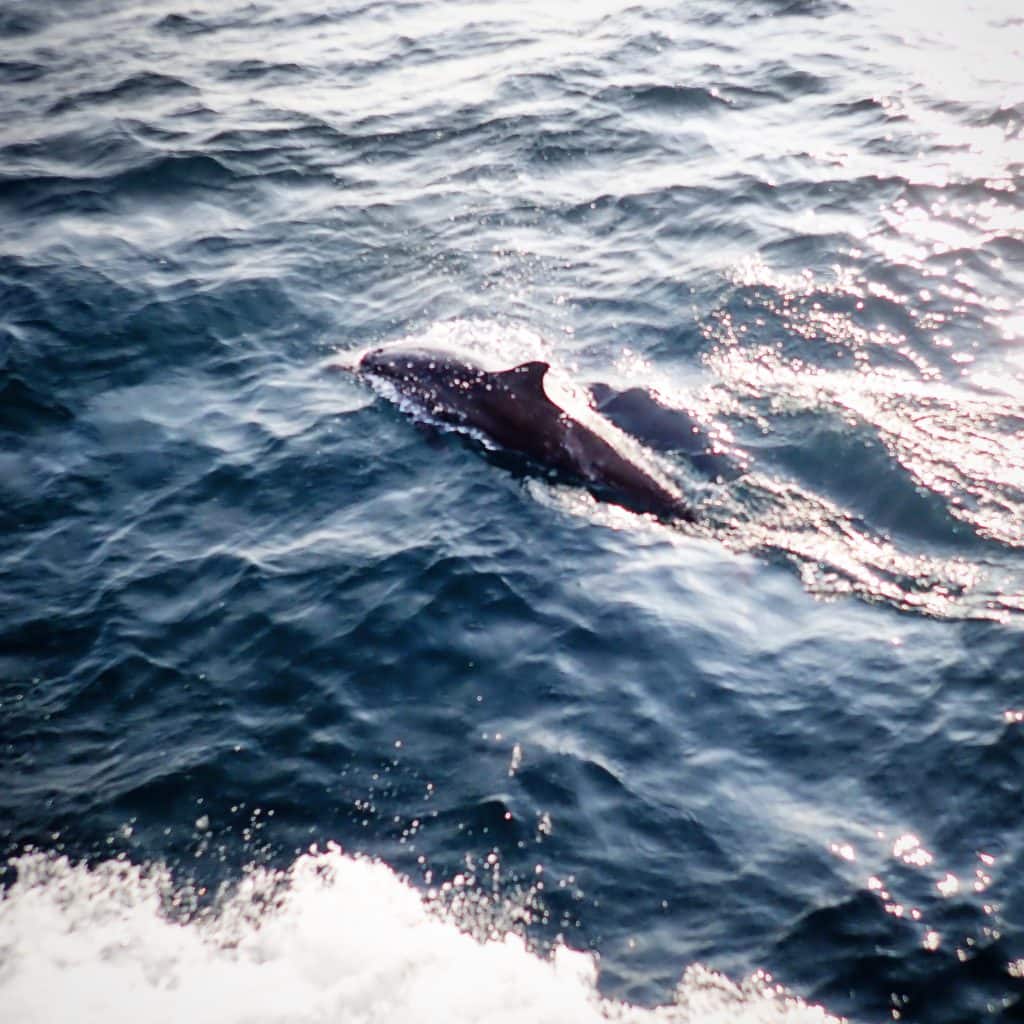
xmin=495 ymin=360 xmax=553 ymax=402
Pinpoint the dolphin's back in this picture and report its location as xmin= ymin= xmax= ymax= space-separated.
xmin=358 ymin=345 xmax=693 ymax=522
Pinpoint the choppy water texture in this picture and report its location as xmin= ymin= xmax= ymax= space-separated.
xmin=2 ymin=1 xmax=1023 ymax=1021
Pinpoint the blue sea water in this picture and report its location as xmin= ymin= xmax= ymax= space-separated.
xmin=2 ymin=0 xmax=1023 ymax=1020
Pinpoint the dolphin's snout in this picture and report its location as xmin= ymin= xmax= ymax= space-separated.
xmin=360 ymin=346 xmax=431 ymax=381
xmin=359 ymin=347 xmax=394 ymax=374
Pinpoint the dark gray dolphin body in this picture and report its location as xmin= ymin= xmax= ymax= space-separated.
xmin=358 ymin=345 xmax=695 ymax=521
xmin=588 ymin=383 xmax=740 ymax=482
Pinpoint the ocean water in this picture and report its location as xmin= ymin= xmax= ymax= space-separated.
xmin=1 ymin=0 xmax=1023 ymax=1021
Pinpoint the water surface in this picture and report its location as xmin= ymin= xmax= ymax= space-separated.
xmin=2 ymin=1 xmax=1023 ymax=1021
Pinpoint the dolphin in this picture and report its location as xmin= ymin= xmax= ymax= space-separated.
xmin=588 ymin=382 xmax=741 ymax=482
xmin=357 ymin=345 xmax=695 ymax=521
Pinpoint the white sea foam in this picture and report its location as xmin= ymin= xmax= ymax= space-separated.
xmin=0 ymin=845 xmax=840 ymax=1024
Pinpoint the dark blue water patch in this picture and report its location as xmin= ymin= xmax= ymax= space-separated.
xmin=990 ymin=233 xmax=1024 ymax=266
xmin=0 ymin=426 xmax=105 ymax=540
xmin=710 ymin=266 xmax=980 ymax=380
xmin=562 ymin=297 xmax=703 ymax=366
xmin=521 ymin=130 xmax=593 ymax=169
xmin=3 ymin=449 xmax=590 ymax=874
xmin=531 ymin=117 xmax=706 ymax=176
xmin=789 ymin=173 xmax=910 ymax=217
xmin=46 ymin=71 xmax=198 ymax=117
xmin=0 ymin=60 xmax=46 ymax=83
xmin=0 ymin=6 xmax=48 ymax=38
xmin=565 ymin=186 xmax=765 ymax=260
xmin=108 ymin=151 xmax=239 ymax=195
xmin=0 ymin=374 xmax=73 ymax=434
xmin=713 ymin=78 xmax=789 ymax=108
xmin=319 ymin=37 xmax=446 ymax=82
xmin=0 ymin=123 xmax=163 ymax=185
xmin=246 ymin=0 xmax=425 ymax=36
xmin=775 ymin=891 xmax=1022 ymax=1023
xmin=153 ymin=12 xmax=215 ymax=36
xmin=599 ymin=82 xmax=734 ymax=114
xmin=1 ymin=265 xmax=149 ymax=383
xmin=865 ymin=631 xmax=1024 ymax=851
xmin=832 ymin=95 xmax=907 ymax=121
xmin=747 ymin=58 xmax=835 ymax=99
xmin=3 ymin=639 xmax=363 ymax=875
xmin=364 ymin=109 xmax=575 ymax=171
xmin=749 ymin=411 xmax=980 ymax=547
xmin=213 ymin=59 xmax=314 ymax=84
xmin=562 ymin=184 xmax=722 ymax=234
xmin=980 ymin=102 xmax=1024 ymax=132
xmin=0 ymin=150 xmax=240 ymax=225
xmin=201 ymin=124 xmax=363 ymax=185
xmin=151 ymin=1 xmax=275 ymax=37
xmin=927 ymin=95 xmax=1024 ymax=138
xmin=0 ymin=326 xmax=13 ymax=369
xmin=0 ymin=177 xmax=114 ymax=221
xmin=865 ymin=130 xmax=948 ymax=163
xmin=697 ymin=0 xmax=849 ymax=32
xmin=594 ymin=28 xmax=687 ymax=71
xmin=758 ymin=0 xmax=852 ymax=16
xmin=0 ymin=265 xmax=48 ymax=328
xmin=497 ymin=64 xmax=607 ymax=109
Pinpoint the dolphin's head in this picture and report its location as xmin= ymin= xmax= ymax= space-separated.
xmin=359 ymin=346 xmax=496 ymax=423
xmin=359 ymin=345 xmax=407 ymax=381
xmin=359 ymin=346 xmax=488 ymax=393
xmin=360 ymin=346 xmax=444 ymax=382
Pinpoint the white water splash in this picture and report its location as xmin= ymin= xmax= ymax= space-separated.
xmin=0 ymin=846 xmax=840 ymax=1024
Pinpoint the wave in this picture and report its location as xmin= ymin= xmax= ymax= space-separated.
xmin=46 ymin=72 xmax=198 ymax=117
xmin=0 ymin=846 xmax=839 ymax=1024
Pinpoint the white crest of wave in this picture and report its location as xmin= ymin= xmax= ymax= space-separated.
xmin=0 ymin=845 xmax=839 ymax=1024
